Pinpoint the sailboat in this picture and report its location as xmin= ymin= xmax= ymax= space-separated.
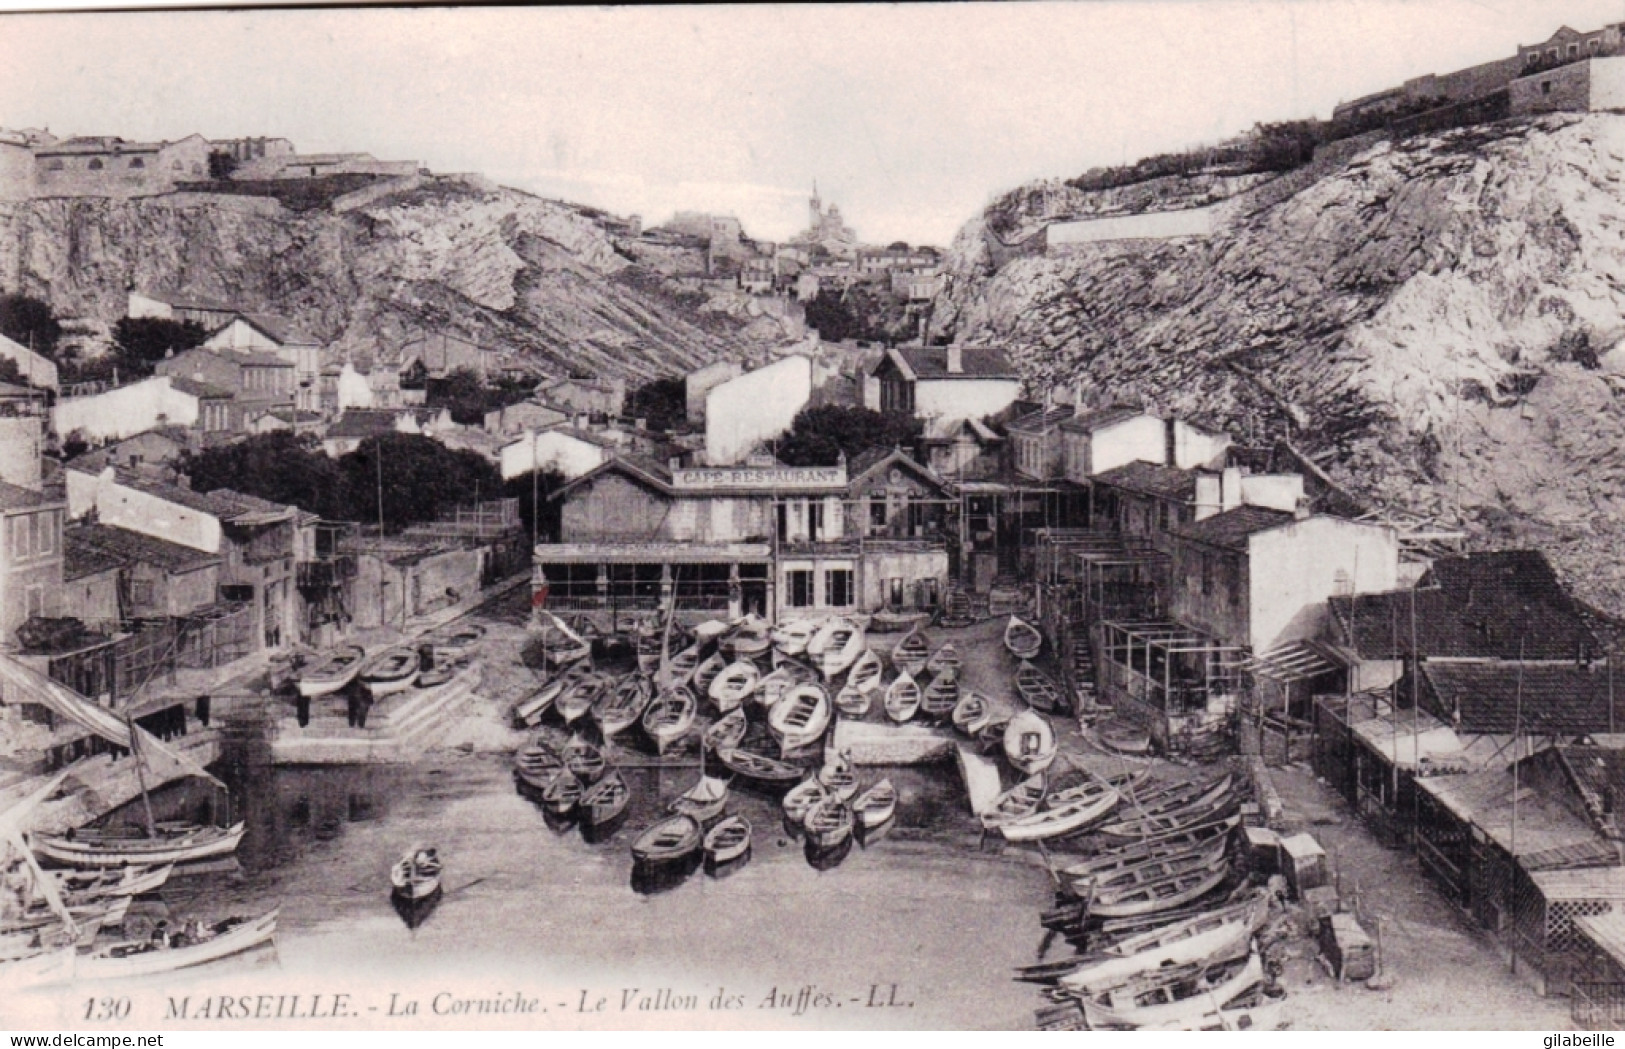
xmin=670 ymin=774 xmax=730 ymax=823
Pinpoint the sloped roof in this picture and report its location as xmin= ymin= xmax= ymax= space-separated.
xmin=0 ymin=481 xmax=61 ymax=512
xmin=1422 ymin=661 xmax=1624 ymax=736
xmin=1328 ymin=550 xmax=1599 ymax=661
xmin=62 ymin=532 xmax=126 ymax=580
xmin=1059 ymin=406 xmax=1146 ymax=433
xmin=882 ymin=346 xmax=1017 ymax=381
xmin=118 ymin=474 xmax=293 ymax=524
xmin=1169 ymin=505 xmax=1293 ymax=551
xmin=66 ymin=522 xmax=220 ymax=574
xmin=1418 ymin=759 xmax=1613 ymax=865
xmin=551 ymin=453 xmax=675 ymax=501
xmin=1006 ymin=405 xmax=1075 ymax=434
xmin=1092 ymin=461 xmax=1199 ymax=501
xmin=168 ymin=375 xmax=234 ymax=399
xmin=846 ymin=445 xmax=949 ymax=493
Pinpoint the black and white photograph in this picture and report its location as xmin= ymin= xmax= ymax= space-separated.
xmin=5 ymin=0 xmax=1625 ymax=1033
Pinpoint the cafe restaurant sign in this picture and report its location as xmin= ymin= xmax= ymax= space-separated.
xmin=672 ymin=464 xmax=847 ymax=491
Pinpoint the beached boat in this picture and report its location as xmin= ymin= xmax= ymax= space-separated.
xmin=817 ymin=752 xmax=859 ymax=801
xmin=870 ymin=608 xmax=931 ymax=633
xmin=1140 ymin=992 xmax=1282 ymax=1032
xmin=560 ymin=738 xmax=607 ymax=783
xmin=66 ymin=910 xmax=280 ymax=984
xmin=642 ymin=688 xmax=698 ymax=755
xmin=847 ymin=648 xmax=884 ymax=693
xmin=415 ymin=657 xmax=462 ymax=689
xmin=556 ymin=675 xmax=607 ymax=726
xmin=47 ymin=864 xmax=173 ymax=903
xmin=1088 ymin=861 xmax=1230 ymax=919
xmin=925 ymin=642 xmax=961 ymax=677
xmin=670 ymin=774 xmax=730 ymax=823
xmin=1077 ymin=954 xmax=1263 ymax=1031
xmin=703 ymin=708 xmax=749 ymax=754
xmin=1106 ymin=892 xmax=1269 ymax=959
xmin=883 ymin=670 xmax=922 ymax=723
xmin=768 ymin=683 xmax=831 ymax=755
xmin=661 ymin=642 xmax=702 ymax=690
xmin=805 ymin=617 xmax=841 ymax=659
xmin=1067 ymin=838 xmax=1230 ymax=898
xmin=803 ymin=797 xmax=854 ymax=849
xmin=717 ymin=747 xmax=804 ymax=787
xmin=1099 ymin=776 xmax=1236 ymax=840
xmin=852 ymin=778 xmax=897 ymax=829
xmin=1060 ymin=913 xmax=1256 ymax=997
xmin=951 ymin=690 xmax=993 ymax=737
xmin=819 ymin=621 xmax=865 ymax=678
xmin=513 ymin=739 xmax=565 ymax=791
xmin=920 ymin=669 xmax=959 ymax=719
xmin=1094 ymin=719 xmax=1154 ymax=756
xmin=976 ymin=716 xmax=1012 ymax=755
xmin=635 ymin=631 xmax=668 ymax=675
xmin=592 ymin=674 xmax=652 ymax=741
xmin=771 ymin=617 xmax=820 ymax=657
xmin=783 ymin=778 xmax=830 ymax=825
xmin=978 ymin=774 xmax=1047 ymax=829
xmin=390 ymin=845 xmax=442 ymax=901
xmin=538 ymin=770 xmax=584 ymax=816
xmin=835 ymin=682 xmax=871 ymax=718
xmin=703 ymin=814 xmax=752 ymax=864
xmin=708 ymin=661 xmax=759 ymax=712
xmin=692 ymin=652 xmax=728 ymax=699
xmin=1003 ymin=710 xmax=1058 ymax=776
xmin=999 ymin=778 xmax=1122 ymax=843
xmin=890 ymin=627 xmax=931 ymax=677
xmin=751 ymin=666 xmax=802 ymax=710
xmin=580 ymin=770 xmax=631 ymax=829
xmin=1004 ymin=615 xmax=1043 ymax=660
xmin=425 ymin=623 xmax=485 ymax=661
xmin=297 ymin=645 xmax=366 ymax=699
xmin=1015 ymin=661 xmax=1064 ymax=713
xmin=631 ymin=815 xmax=702 ymax=864
xmin=1060 ymin=816 xmax=1241 ymax=885
xmin=32 ymin=822 xmax=245 ymax=869
xmin=360 ymin=646 xmax=420 ymax=698
xmin=723 ymin=615 xmax=773 ymax=659
xmin=512 ymin=667 xmax=584 ymax=727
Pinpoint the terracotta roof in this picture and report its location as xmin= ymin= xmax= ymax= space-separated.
xmin=1328 ymin=550 xmax=1599 ymax=661
xmin=119 ymin=475 xmax=293 ymax=523
xmin=1422 ymin=661 xmax=1624 ymax=736
xmin=1059 ymin=406 xmax=1145 ymax=433
xmin=1169 ymin=505 xmax=1293 ymax=551
xmin=1092 ymin=461 xmax=1198 ymax=501
xmin=0 ymin=482 xmax=61 ymax=512
xmin=66 ymin=522 xmax=220 ymax=574
xmin=884 ymin=346 xmax=1016 ymax=381
xmin=1006 ymin=406 xmax=1075 ymax=434
xmin=62 ymin=532 xmax=126 ymax=580
xmin=168 ymin=376 xmax=234 ymax=399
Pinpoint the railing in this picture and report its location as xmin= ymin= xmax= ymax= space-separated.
xmin=296 ymin=555 xmax=357 ymax=589
xmin=1573 ymin=983 xmax=1625 ymax=1030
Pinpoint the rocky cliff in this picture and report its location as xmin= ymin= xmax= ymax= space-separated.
xmin=937 ymin=114 xmax=1625 ymax=614
xmin=0 ymin=176 xmax=758 ymax=381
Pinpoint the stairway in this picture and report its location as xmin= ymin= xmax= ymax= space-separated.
xmin=939 ymin=585 xmax=974 ymax=626
xmin=1067 ymin=618 xmax=1104 ymax=720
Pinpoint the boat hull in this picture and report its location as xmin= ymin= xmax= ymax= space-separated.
xmin=32 ymin=823 xmax=246 ymax=868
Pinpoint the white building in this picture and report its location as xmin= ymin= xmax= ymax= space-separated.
xmin=867 ymin=345 xmax=1021 ymax=423
xmin=0 ymin=332 xmax=58 ymax=391
xmin=705 ymin=355 xmax=813 ymax=466
xmin=499 ymin=428 xmax=613 ymax=481
xmin=52 ymin=376 xmax=198 ymax=442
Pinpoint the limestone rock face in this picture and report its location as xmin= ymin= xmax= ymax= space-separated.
xmin=0 ymin=177 xmax=757 ymax=382
xmin=938 ymin=114 xmax=1625 ymax=612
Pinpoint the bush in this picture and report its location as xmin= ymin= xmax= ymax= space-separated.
xmin=775 ymin=404 xmax=923 ymax=467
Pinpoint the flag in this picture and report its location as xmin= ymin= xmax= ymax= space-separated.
xmin=531 ymin=582 xmax=550 ymax=608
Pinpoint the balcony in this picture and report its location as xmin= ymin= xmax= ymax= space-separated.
xmin=296 ymin=555 xmax=357 ymax=589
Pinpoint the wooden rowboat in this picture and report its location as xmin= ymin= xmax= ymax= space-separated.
xmin=360 ymin=646 xmax=420 ymax=697
xmin=704 ymin=814 xmax=752 ymax=865
xmin=852 ymin=779 xmax=897 ymax=829
xmin=1003 ymin=710 xmax=1057 ymax=775
xmin=580 ymin=770 xmax=631 ymax=829
xmin=631 ymin=815 xmax=702 ymax=864
xmin=716 ymin=747 xmax=803 ymax=787
xmin=32 ymin=822 xmax=245 ymax=869
xmin=817 ymin=752 xmax=859 ymax=801
xmin=556 ymin=675 xmax=607 ymax=725
xmin=1101 ymin=775 xmax=1236 ymax=839
xmin=425 ymin=623 xmax=485 ymax=660
xmin=709 ymin=661 xmax=759 ymax=713
xmin=703 ymin=708 xmax=749 ymax=754
xmin=883 ymin=670 xmax=922 ymax=723
xmin=920 ymin=670 xmax=959 ymax=719
xmin=771 ymin=618 xmax=820 ymax=656
xmin=660 ymin=643 xmax=702 ymax=690
xmin=297 ymin=645 xmax=366 ymax=698
xmin=642 ymin=688 xmax=698 ymax=755
xmin=692 ymin=652 xmax=728 ymax=700
xmin=1106 ymin=891 xmax=1269 ymax=959
xmin=819 ymin=621 xmax=865 ymax=679
xmin=592 ymin=674 xmax=651 ymax=741
xmin=783 ymin=779 xmax=830 ymax=824
xmin=390 ymin=844 xmax=442 ymax=901
xmin=1060 ymin=912 xmax=1257 ymax=998
xmin=723 ymin=615 xmax=773 ymax=659
xmin=925 ymin=642 xmax=961 ymax=677
xmin=847 ymin=648 xmax=884 ymax=693
xmin=670 ymin=774 xmax=730 ymax=823
xmin=976 ymin=716 xmax=1012 ymax=755
xmin=1015 ymin=660 xmax=1064 ymax=713
xmin=1089 ymin=861 xmax=1230 ymax=919
xmin=835 ymin=683 xmax=871 ymax=718
xmin=538 ymin=770 xmax=584 ymax=816
xmin=1067 ymin=838 xmax=1230 ymax=898
xmin=751 ymin=667 xmax=801 ymax=710
xmin=1078 ymin=954 xmax=1262 ymax=1031
xmin=1060 ymin=816 xmax=1241 ymax=884
xmin=803 ymin=796 xmax=854 ymax=849
xmin=560 ymin=738 xmax=607 ymax=783
xmin=768 ymin=684 xmax=831 ymax=755
xmin=67 ymin=910 xmax=279 ymax=984
xmin=950 ymin=691 xmax=991 ymax=737
xmin=48 ymin=864 xmax=173 ymax=903
xmin=890 ymin=627 xmax=930 ymax=677
xmin=415 ymin=658 xmax=462 ymax=689
xmin=999 ymin=778 xmax=1122 ymax=843
xmin=978 ymin=774 xmax=1047 ymax=829
xmin=1095 ymin=719 xmax=1154 ymax=756
xmin=1004 ymin=615 xmax=1043 ymax=660
xmin=512 ymin=667 xmax=584 ymax=727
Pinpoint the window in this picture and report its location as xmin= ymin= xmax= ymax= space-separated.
xmin=25 ymin=585 xmax=44 ymax=618
xmin=10 ymin=516 xmax=28 ymax=558
xmin=1201 ymin=553 xmax=1213 ymax=596
xmin=1569 ymin=43 xmax=1580 ymax=57
xmin=87 ymin=158 xmax=103 ymax=170
xmin=787 ymin=570 xmax=813 ymax=608
xmin=807 ymin=499 xmax=823 ymax=542
xmin=131 ymin=579 xmax=154 ymax=606
xmin=1543 ymin=80 xmax=1554 ymax=96
xmin=1527 ymin=51 xmax=1539 ymax=66
xmin=870 ymin=496 xmax=887 ymax=528
xmin=825 ymin=568 xmax=853 ymax=608
xmin=129 ymin=158 xmax=145 ymax=169
xmin=1591 ymin=39 xmax=1602 ymax=53
xmin=888 ymin=577 xmax=904 ymax=608
xmin=1549 ymin=47 xmax=1560 ymax=61
xmin=37 ymin=512 xmax=54 ymax=555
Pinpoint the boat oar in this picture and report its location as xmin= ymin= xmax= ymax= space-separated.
xmin=443 ymin=876 xmax=486 ymax=897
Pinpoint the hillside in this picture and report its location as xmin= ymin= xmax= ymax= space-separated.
xmin=936 ymin=113 xmax=1625 ymax=614
xmin=0 ymin=175 xmax=763 ymax=382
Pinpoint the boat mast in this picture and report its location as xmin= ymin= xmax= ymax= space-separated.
xmin=124 ymin=713 xmax=159 ymax=839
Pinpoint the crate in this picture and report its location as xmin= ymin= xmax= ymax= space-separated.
xmin=1279 ymin=831 xmax=1329 ymax=897
xmin=1319 ymin=912 xmax=1377 ymax=981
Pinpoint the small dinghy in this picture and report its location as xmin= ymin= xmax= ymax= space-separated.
xmin=805 ymin=617 xmax=842 ymax=659
xmin=671 ymin=774 xmax=730 ymax=823
xmin=890 ymin=627 xmax=931 ymax=677
xmin=592 ymin=674 xmax=652 ymax=741
xmin=870 ymin=608 xmax=931 ymax=633
xmin=1061 ymin=816 xmax=1240 ymax=884
xmin=709 ymin=661 xmax=759 ymax=712
xmin=834 ymin=683 xmax=872 ymax=718
xmin=999 ymin=777 xmax=1122 ymax=843
xmin=920 ymin=669 xmax=959 ymax=719
xmin=883 ymin=670 xmax=922 ymax=723
xmin=1003 ymin=710 xmax=1057 ymax=775
xmin=817 ymin=752 xmax=859 ymax=801
xmin=751 ymin=666 xmax=802 ymax=710
xmin=1015 ymin=661 xmax=1064 ymax=713
xmin=425 ymin=623 xmax=485 ymax=661
xmin=925 ymin=642 xmax=961 ymax=677
xmin=631 ymin=815 xmax=702 ymax=864
xmin=851 ymin=779 xmax=897 ymax=829
xmin=660 ymin=642 xmax=702 ymax=690
xmin=538 ymin=769 xmax=584 ymax=817
xmin=976 ymin=716 xmax=1012 ymax=755
xmin=390 ymin=844 xmax=442 ymax=901
xmin=415 ymin=657 xmax=462 ymax=689
xmin=1004 ymin=614 xmax=1043 ymax=660
xmin=771 ymin=617 xmax=820 ymax=657
xmin=723 ymin=615 xmax=773 ymax=659
xmin=783 ymin=778 xmax=831 ymax=825
xmin=360 ymin=646 xmax=420 ymax=697
xmin=580 ymin=770 xmax=631 ymax=829
xmin=1067 ymin=838 xmax=1230 ymax=898
xmin=513 ymin=736 xmax=565 ymax=790
xmin=48 ymin=864 xmax=174 ymax=903
xmin=703 ymin=708 xmax=749 ymax=754
xmin=642 ymin=688 xmax=698 ymax=755
xmin=692 ymin=652 xmax=728 ymax=699
xmin=298 ymin=645 xmax=366 ymax=698
xmin=819 ymin=621 xmax=865 ymax=678
xmin=1095 ymin=718 xmax=1154 ymax=756
xmin=560 ymin=737 xmax=607 ymax=783
xmin=768 ymin=683 xmax=832 ymax=755
xmin=66 ymin=910 xmax=280 ymax=984
xmin=718 ymin=747 xmax=804 ymax=787
xmin=1077 ymin=954 xmax=1263 ymax=1032
xmin=978 ymin=774 xmax=1047 ymax=829
xmin=1089 ymin=861 xmax=1230 ymax=919
xmin=951 ymin=690 xmax=993 ymax=736
xmin=847 ymin=648 xmax=884 ymax=693
xmin=703 ymin=814 xmax=752 ymax=865
xmin=513 ymin=667 xmax=585 ymax=727
xmin=556 ymin=675 xmax=608 ymax=726
xmin=803 ymin=796 xmax=854 ymax=849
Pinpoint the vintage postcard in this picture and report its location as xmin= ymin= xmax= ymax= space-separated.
xmin=5 ymin=0 xmax=1625 ymax=1033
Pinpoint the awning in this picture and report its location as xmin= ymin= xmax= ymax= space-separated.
xmin=1236 ymin=640 xmax=1345 ymax=682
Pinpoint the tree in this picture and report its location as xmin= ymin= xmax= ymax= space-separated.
xmin=503 ymin=467 xmax=568 ymax=544
xmin=399 ymin=358 xmax=428 ymax=390
xmin=626 ymin=376 xmax=686 ymax=432
xmin=112 ymin=317 xmax=208 ymax=379
xmin=804 ymin=290 xmax=858 ymax=342
xmin=182 ymin=432 xmax=343 ymax=518
xmin=337 ymin=433 xmax=503 ymax=531
xmin=426 ymin=366 xmax=532 ymax=425
xmin=0 ymin=294 xmax=61 ymax=357
xmin=775 ymin=404 xmax=923 ymax=467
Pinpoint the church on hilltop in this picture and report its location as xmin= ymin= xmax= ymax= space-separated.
xmin=793 ymin=183 xmax=858 ymax=257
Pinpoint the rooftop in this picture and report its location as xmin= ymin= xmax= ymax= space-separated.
xmin=1422 ymin=661 xmax=1624 ymax=736
xmin=882 ymin=345 xmax=1017 ymax=381
xmin=0 ymin=481 xmax=62 ymax=512
xmin=1059 ymin=405 xmax=1146 ymax=433
xmin=66 ymin=522 xmax=221 ymax=574
xmin=168 ymin=375 xmax=234 ymax=400
xmin=118 ymin=473 xmax=295 ymax=525
xmin=1169 ymin=505 xmax=1293 ymax=551
xmin=326 ymin=409 xmax=428 ymax=439
xmin=1092 ymin=461 xmax=1199 ymax=501
xmin=1006 ymin=405 xmax=1076 ymax=434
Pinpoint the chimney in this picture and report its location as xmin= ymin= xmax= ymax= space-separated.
xmin=574 ymin=413 xmax=588 ymax=430
xmin=946 ymin=345 xmax=963 ymax=374
xmin=1220 ymin=467 xmax=1242 ymax=513
xmin=668 ymin=456 xmax=682 ymax=472
xmin=1195 ymin=474 xmax=1222 ymax=521
xmin=1293 ymin=495 xmax=1311 ymax=521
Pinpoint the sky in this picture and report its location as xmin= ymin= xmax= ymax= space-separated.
xmin=4 ymin=1 xmax=1625 ymax=246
